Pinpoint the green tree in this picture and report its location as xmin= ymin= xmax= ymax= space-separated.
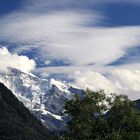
xmin=62 ymin=89 xmax=140 ymax=140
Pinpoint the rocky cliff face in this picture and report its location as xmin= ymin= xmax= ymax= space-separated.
xmin=0 ymin=68 xmax=82 ymax=132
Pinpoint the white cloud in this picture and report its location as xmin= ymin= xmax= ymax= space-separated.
xmin=35 ymin=66 xmax=140 ymax=99
xmin=71 ymin=68 xmax=140 ymax=100
xmin=73 ymin=71 xmax=117 ymax=94
xmin=1 ymin=0 xmax=140 ymax=100
xmin=1 ymin=12 xmax=140 ymax=67
xmin=110 ymin=69 xmax=140 ymax=99
xmin=0 ymin=47 xmax=36 ymax=73
xmin=44 ymin=60 xmax=51 ymax=65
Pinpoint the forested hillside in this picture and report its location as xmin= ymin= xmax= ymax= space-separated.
xmin=0 ymin=83 xmax=56 ymax=140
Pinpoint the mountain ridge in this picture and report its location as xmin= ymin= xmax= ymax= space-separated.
xmin=0 ymin=82 xmax=56 ymax=140
xmin=0 ymin=68 xmax=139 ymax=133
xmin=0 ymin=68 xmax=82 ymax=132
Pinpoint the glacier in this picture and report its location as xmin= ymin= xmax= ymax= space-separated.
xmin=0 ymin=68 xmax=83 ymax=132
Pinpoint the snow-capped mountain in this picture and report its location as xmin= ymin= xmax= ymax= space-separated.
xmin=0 ymin=68 xmax=82 ymax=132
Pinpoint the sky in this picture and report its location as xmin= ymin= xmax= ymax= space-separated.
xmin=0 ymin=0 xmax=140 ymax=99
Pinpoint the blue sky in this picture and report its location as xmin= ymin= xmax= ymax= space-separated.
xmin=0 ymin=0 xmax=140 ymax=99
xmin=0 ymin=0 xmax=22 ymax=16
xmin=101 ymin=3 xmax=140 ymax=26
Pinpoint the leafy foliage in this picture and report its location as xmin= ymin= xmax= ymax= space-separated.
xmin=62 ymin=89 xmax=140 ymax=140
xmin=0 ymin=83 xmax=56 ymax=140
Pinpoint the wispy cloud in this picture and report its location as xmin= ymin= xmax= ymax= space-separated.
xmin=23 ymin=0 xmax=140 ymax=10
xmin=0 ymin=0 xmax=140 ymax=99
xmin=1 ymin=11 xmax=140 ymax=66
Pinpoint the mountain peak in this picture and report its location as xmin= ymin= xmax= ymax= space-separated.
xmin=0 ymin=67 xmax=75 ymax=132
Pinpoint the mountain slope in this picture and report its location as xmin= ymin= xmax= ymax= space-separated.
xmin=0 ymin=68 xmax=83 ymax=132
xmin=135 ymin=99 xmax=140 ymax=111
xmin=0 ymin=82 xmax=56 ymax=140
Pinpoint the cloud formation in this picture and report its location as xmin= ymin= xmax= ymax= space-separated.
xmin=35 ymin=65 xmax=140 ymax=99
xmin=72 ymin=69 xmax=140 ymax=100
xmin=73 ymin=71 xmax=116 ymax=94
xmin=0 ymin=0 xmax=140 ymax=99
xmin=1 ymin=12 xmax=140 ymax=66
xmin=111 ymin=69 xmax=140 ymax=98
xmin=0 ymin=47 xmax=36 ymax=73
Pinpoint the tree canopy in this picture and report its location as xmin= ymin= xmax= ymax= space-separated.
xmin=62 ymin=89 xmax=140 ymax=140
